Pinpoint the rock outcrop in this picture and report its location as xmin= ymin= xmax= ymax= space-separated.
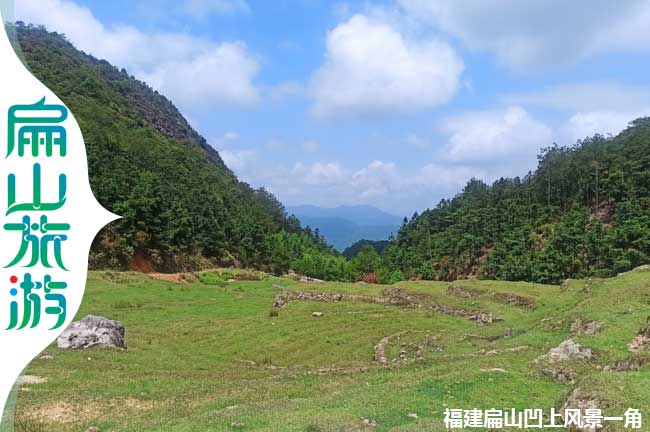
xmin=538 ymin=339 xmax=592 ymax=363
xmin=57 ymin=315 xmax=126 ymax=350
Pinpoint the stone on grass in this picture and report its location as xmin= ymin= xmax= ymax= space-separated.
xmin=539 ymin=339 xmax=592 ymax=363
xmin=312 ymin=312 xmax=323 ymax=317
xmin=57 ymin=315 xmax=126 ymax=350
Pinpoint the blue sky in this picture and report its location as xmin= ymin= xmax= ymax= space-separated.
xmin=11 ymin=0 xmax=650 ymax=217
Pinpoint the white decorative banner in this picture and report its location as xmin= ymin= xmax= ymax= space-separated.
xmin=0 ymin=12 xmax=118 ymax=428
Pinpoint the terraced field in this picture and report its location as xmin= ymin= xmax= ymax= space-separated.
xmin=10 ymin=268 xmax=650 ymax=431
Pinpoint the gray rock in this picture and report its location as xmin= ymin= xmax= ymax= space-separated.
xmin=57 ymin=315 xmax=126 ymax=350
xmin=540 ymin=339 xmax=592 ymax=363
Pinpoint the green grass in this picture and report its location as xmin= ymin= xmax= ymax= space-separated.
xmin=12 ymin=269 xmax=650 ymax=431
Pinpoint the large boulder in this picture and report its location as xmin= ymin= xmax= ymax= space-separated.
xmin=57 ymin=315 xmax=126 ymax=350
xmin=539 ymin=339 xmax=592 ymax=363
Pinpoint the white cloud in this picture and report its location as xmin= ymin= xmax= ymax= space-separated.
xmin=137 ymin=42 xmax=259 ymax=109
xmin=413 ymin=163 xmax=487 ymax=194
xmin=399 ymin=0 xmax=650 ymax=71
xmin=352 ymin=160 xmax=399 ymax=199
xmin=503 ymin=82 xmax=650 ymax=143
xmin=220 ymin=149 xmax=256 ymax=170
xmin=293 ymin=162 xmax=346 ymax=186
xmin=561 ymin=111 xmax=648 ymax=144
xmin=17 ymin=0 xmax=260 ymax=111
xmin=311 ymin=14 xmax=463 ymax=118
xmin=439 ymin=106 xmax=553 ymax=169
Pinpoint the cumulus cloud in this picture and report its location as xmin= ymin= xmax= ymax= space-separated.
xmin=561 ymin=111 xmax=648 ymax=144
xmin=399 ymin=0 xmax=650 ymax=71
xmin=17 ymin=0 xmax=260 ymax=111
xmin=439 ymin=106 xmax=553 ymax=170
xmin=352 ymin=160 xmax=400 ymax=199
xmin=311 ymin=14 xmax=463 ymax=118
xmin=504 ymin=82 xmax=650 ymax=144
xmin=413 ymin=163 xmax=488 ymax=195
xmin=293 ymin=162 xmax=346 ymax=186
xmin=220 ymin=149 xmax=256 ymax=170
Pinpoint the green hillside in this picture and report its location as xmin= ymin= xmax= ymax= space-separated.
xmin=14 ymin=268 xmax=650 ymax=431
xmin=384 ymin=122 xmax=650 ymax=284
xmin=12 ymin=23 xmax=333 ymax=273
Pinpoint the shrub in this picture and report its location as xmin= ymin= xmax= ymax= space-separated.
xmin=363 ymin=273 xmax=380 ymax=284
xmin=198 ymin=272 xmax=227 ymax=287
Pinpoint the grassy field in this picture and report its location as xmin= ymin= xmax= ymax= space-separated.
xmin=11 ymin=268 xmax=650 ymax=431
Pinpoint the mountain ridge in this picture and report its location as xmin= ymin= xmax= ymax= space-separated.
xmin=288 ymin=205 xmax=401 ymax=250
xmin=13 ymin=22 xmax=327 ymax=272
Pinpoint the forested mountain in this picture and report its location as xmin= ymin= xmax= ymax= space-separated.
xmin=12 ymin=24 xmax=650 ymax=285
xmin=382 ymin=120 xmax=650 ymax=284
xmin=342 ymin=239 xmax=391 ymax=259
xmin=13 ymin=23 xmax=332 ymax=272
xmin=288 ymin=205 xmax=400 ymax=251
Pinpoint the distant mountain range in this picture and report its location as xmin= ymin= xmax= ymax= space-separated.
xmin=288 ymin=205 xmax=403 ymax=251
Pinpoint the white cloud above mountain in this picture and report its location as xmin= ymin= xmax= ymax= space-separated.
xmin=439 ymin=106 xmax=553 ymax=169
xmin=17 ymin=0 xmax=260 ymax=111
xmin=504 ymin=82 xmax=650 ymax=144
xmin=311 ymin=13 xmax=463 ymax=119
xmin=399 ymin=0 xmax=650 ymax=71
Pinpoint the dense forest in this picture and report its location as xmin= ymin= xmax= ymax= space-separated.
xmin=13 ymin=23 xmax=337 ymax=273
xmin=13 ymin=24 xmax=650 ymax=285
xmin=381 ymin=121 xmax=650 ymax=284
xmin=342 ymin=239 xmax=391 ymax=259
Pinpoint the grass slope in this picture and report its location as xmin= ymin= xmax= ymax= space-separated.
xmin=13 ymin=270 xmax=650 ymax=431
